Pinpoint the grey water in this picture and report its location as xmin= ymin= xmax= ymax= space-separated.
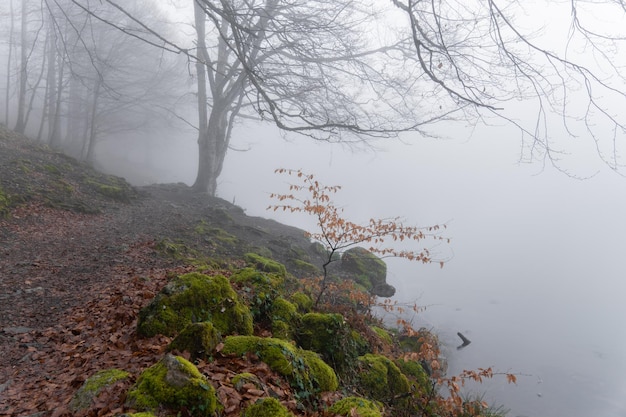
xmin=210 ymin=124 xmax=626 ymax=417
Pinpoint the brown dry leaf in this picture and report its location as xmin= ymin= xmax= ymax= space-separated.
xmin=246 ymin=388 xmax=265 ymax=397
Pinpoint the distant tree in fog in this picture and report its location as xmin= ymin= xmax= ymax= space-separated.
xmin=0 ymin=0 xmax=185 ymax=162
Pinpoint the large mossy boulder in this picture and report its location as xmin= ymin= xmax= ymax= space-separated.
xmin=340 ymin=247 xmax=395 ymax=297
xmin=295 ymin=313 xmax=369 ymax=372
xmin=137 ymin=272 xmax=253 ymax=337
xmin=221 ymin=335 xmax=338 ymax=393
xmin=126 ymin=354 xmax=217 ymax=416
xmin=328 ymin=397 xmax=383 ymax=417
xmin=242 ymin=397 xmax=295 ymax=417
xmin=356 ymin=354 xmax=411 ymax=403
xmin=167 ymin=322 xmax=221 ymax=360
xmin=69 ymin=369 xmax=130 ymax=412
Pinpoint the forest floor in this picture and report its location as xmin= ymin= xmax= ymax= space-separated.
xmin=0 ymin=125 xmax=327 ymax=416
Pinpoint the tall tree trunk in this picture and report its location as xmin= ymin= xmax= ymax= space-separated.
xmin=193 ymin=107 xmax=229 ymax=195
xmin=44 ymin=19 xmax=58 ymax=144
xmin=191 ymin=3 xmax=238 ymax=195
xmin=84 ymin=77 xmax=101 ymax=163
xmin=191 ymin=0 xmax=214 ymax=194
xmin=14 ymin=0 xmax=28 ymax=133
xmin=48 ymin=51 xmax=64 ymax=147
xmin=4 ymin=0 xmax=15 ymax=125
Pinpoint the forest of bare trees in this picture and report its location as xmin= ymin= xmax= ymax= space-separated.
xmin=0 ymin=0 xmax=186 ymax=165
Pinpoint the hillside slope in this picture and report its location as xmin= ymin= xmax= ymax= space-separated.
xmin=0 ymin=126 xmax=333 ymax=415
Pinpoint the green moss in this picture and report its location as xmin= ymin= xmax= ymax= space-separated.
xmin=287 ymin=259 xmax=321 ymax=276
xmin=126 ymin=354 xmax=216 ymax=416
xmin=340 ymin=247 xmax=393 ymax=296
xmin=137 ymin=272 xmax=253 ymax=338
xmin=271 ymin=297 xmax=298 ymax=319
xmin=250 ymin=246 xmax=273 ymax=258
xmin=328 ymin=397 xmax=383 ymax=417
xmin=394 ymin=358 xmax=432 ymax=395
xmin=295 ymin=313 xmax=368 ymax=372
xmin=69 ymin=369 xmax=130 ymax=411
xmin=87 ymin=178 xmax=134 ymax=202
xmin=289 ymin=292 xmax=313 ymax=313
xmin=222 ymin=336 xmax=338 ymax=393
xmin=356 ymin=354 xmax=411 ymax=403
xmin=270 ymin=298 xmax=298 ymax=340
xmin=194 ymin=221 xmax=239 ymax=245
xmin=231 ymin=372 xmax=261 ymax=391
xmin=298 ymin=350 xmax=339 ymax=392
xmin=167 ymin=322 xmax=221 ymax=360
xmin=244 ymin=253 xmax=287 ymax=277
xmin=0 ymin=187 xmax=11 ymax=217
xmin=242 ymin=397 xmax=294 ymax=417
xmin=371 ymin=326 xmax=393 ymax=345
xmin=398 ymin=328 xmax=440 ymax=356
xmin=13 ymin=158 xmax=32 ymax=174
xmin=43 ymin=164 xmax=61 ymax=175
xmin=231 ymin=267 xmax=285 ymax=322
xmin=126 ymin=413 xmax=157 ymax=417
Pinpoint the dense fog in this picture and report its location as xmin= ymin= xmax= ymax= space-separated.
xmin=1 ymin=1 xmax=626 ymax=416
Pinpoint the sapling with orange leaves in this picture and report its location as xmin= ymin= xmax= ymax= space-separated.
xmin=268 ymin=168 xmax=449 ymax=307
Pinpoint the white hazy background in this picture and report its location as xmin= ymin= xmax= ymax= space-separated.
xmin=198 ymin=120 xmax=626 ymax=417
xmin=7 ymin=1 xmax=623 ymax=415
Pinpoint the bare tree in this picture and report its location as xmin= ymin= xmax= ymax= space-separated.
xmin=188 ymin=0 xmax=461 ymax=194
xmin=393 ymin=0 xmax=626 ymax=173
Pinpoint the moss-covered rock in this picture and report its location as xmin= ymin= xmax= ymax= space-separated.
xmin=242 ymin=397 xmax=294 ymax=417
xmin=270 ymin=297 xmax=299 ymax=340
xmin=297 ymin=349 xmax=339 ymax=394
xmin=231 ymin=372 xmax=262 ymax=391
xmin=397 ymin=328 xmax=447 ymax=376
xmin=244 ymin=253 xmax=287 ymax=277
xmin=194 ymin=221 xmax=239 ymax=246
xmin=394 ymin=358 xmax=432 ymax=395
xmin=126 ymin=354 xmax=217 ymax=416
xmin=356 ymin=354 xmax=411 ymax=403
xmin=222 ymin=336 xmax=338 ymax=393
xmin=86 ymin=176 xmax=135 ymax=202
xmin=289 ymin=292 xmax=313 ymax=314
xmin=371 ymin=326 xmax=393 ymax=346
xmin=287 ymin=258 xmax=321 ymax=277
xmin=295 ymin=313 xmax=369 ymax=372
xmin=167 ymin=322 xmax=221 ymax=360
xmin=328 ymin=397 xmax=384 ymax=417
xmin=69 ymin=369 xmax=130 ymax=412
xmin=340 ymin=247 xmax=395 ymax=297
xmin=231 ymin=267 xmax=285 ymax=322
xmin=137 ymin=272 xmax=253 ymax=338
